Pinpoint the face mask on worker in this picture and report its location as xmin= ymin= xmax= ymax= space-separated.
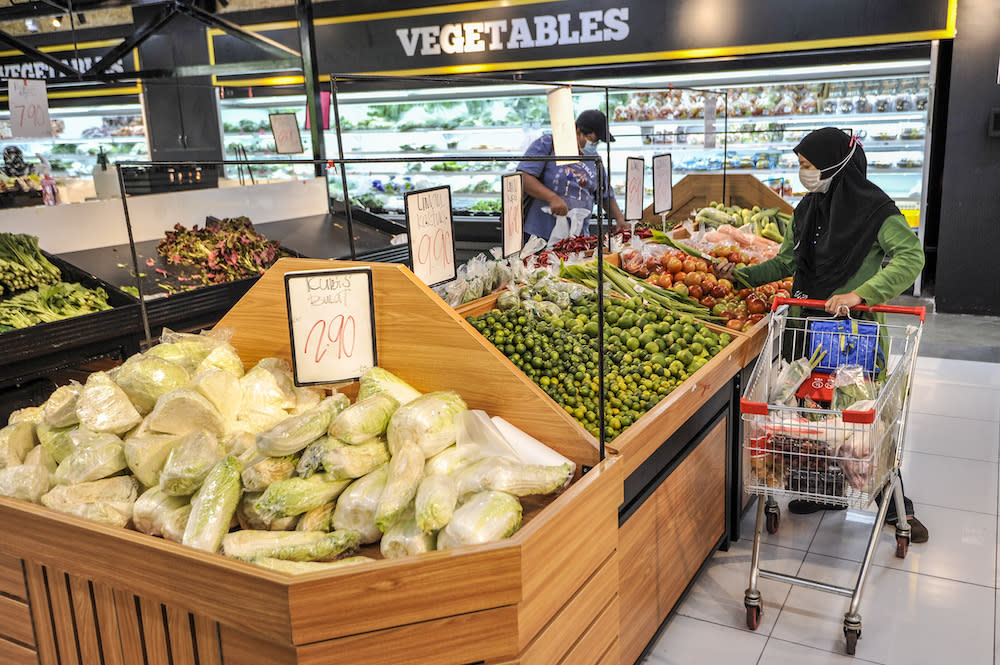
xmin=582 ymin=140 xmax=599 ymax=156
xmin=799 ymin=142 xmax=857 ymax=193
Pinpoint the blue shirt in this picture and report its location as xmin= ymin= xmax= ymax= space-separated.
xmin=516 ymin=134 xmax=616 ymax=239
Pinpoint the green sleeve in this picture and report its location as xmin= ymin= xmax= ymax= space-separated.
xmin=734 ymin=217 xmax=796 ymax=287
xmin=852 ymin=214 xmax=924 ymax=305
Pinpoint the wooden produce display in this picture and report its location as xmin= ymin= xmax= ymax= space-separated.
xmin=640 ymin=174 xmax=793 ymax=227
xmin=0 ymin=258 xmax=622 ymax=665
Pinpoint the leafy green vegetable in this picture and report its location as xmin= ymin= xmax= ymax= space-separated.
xmin=183 ymin=455 xmax=243 ymax=553
xmin=328 ymin=394 xmax=399 ymax=445
xmin=436 ymin=490 xmax=522 ymax=549
xmin=387 ymin=391 xmax=467 ymax=457
xmin=253 ymin=474 xmax=351 ymax=522
xmin=221 ymin=529 xmax=361 ymax=562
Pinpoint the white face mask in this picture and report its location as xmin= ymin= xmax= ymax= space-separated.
xmin=798 ymin=142 xmax=858 ymax=193
xmin=582 ymin=140 xmax=599 ymax=156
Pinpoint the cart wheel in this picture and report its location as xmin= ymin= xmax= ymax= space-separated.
xmin=745 ymin=603 xmax=762 ymax=631
xmin=766 ymin=509 xmax=780 ymax=535
xmin=896 ymin=535 xmax=909 ymax=559
xmin=844 ymin=628 xmax=860 ymax=655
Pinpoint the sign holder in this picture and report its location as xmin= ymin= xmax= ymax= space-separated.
xmin=501 ymin=172 xmax=524 ymax=258
xmin=403 ymin=185 xmax=457 ymax=287
xmin=269 ymin=112 xmax=305 ymax=154
xmin=624 ymin=156 xmax=644 ymax=222
xmin=652 ymin=153 xmax=674 ymax=215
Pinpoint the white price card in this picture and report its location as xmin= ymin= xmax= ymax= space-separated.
xmin=652 ymin=153 xmax=673 ymax=214
xmin=285 ymin=268 xmax=377 ymax=385
xmin=704 ymin=93 xmax=717 ymax=149
xmin=624 ymin=157 xmax=644 ymax=221
xmin=404 ymin=186 xmax=456 ymax=287
xmin=547 ymin=85 xmax=578 ymax=165
xmin=8 ymin=79 xmax=52 ymax=139
xmin=501 ymin=173 xmax=524 ymax=257
xmin=269 ymin=112 xmax=304 ymax=154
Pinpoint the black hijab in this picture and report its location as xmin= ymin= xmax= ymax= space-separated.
xmin=791 ymin=127 xmax=900 ymax=300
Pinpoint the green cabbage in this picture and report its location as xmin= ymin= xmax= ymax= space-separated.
xmin=295 ymin=501 xmax=335 ymax=532
xmin=241 ymin=453 xmax=299 ymax=492
xmin=253 ymin=474 xmax=351 ymax=523
xmin=146 ymin=337 xmax=218 ymax=374
xmin=191 ymin=369 xmax=241 ymax=424
xmin=328 ymin=394 xmax=399 ymax=445
xmin=76 ymin=372 xmax=142 ymax=435
xmin=221 ymin=529 xmax=361 ymax=562
xmin=0 ymin=422 xmax=36 ymax=469
xmin=147 ymin=389 xmax=226 ymax=437
xmin=114 ymin=355 xmax=190 ymax=415
xmin=183 ymin=455 xmax=244 ymax=553
xmin=237 ymin=491 xmax=299 ymax=531
xmin=133 ymin=487 xmax=190 ymax=537
xmin=298 ymin=436 xmax=389 ymax=480
xmin=161 ymin=504 xmax=192 ymax=543
xmin=158 ymin=430 xmax=224 ymax=496
xmin=124 ymin=432 xmax=181 ymax=487
xmin=0 ymin=464 xmax=51 ymax=503
xmin=195 ymin=344 xmax=245 ymax=377
xmin=8 ymin=406 xmax=43 ymax=425
xmin=415 ymin=474 xmax=458 ymax=533
xmin=380 ymin=509 xmax=436 ymax=559
xmin=436 ymin=490 xmax=522 ymax=550
xmin=41 ymin=476 xmax=139 ymax=528
xmin=332 ymin=465 xmax=388 ymax=544
xmin=54 ymin=440 xmax=127 ymax=485
xmin=24 ymin=445 xmax=56 ymax=475
xmin=36 ymin=423 xmax=77 ymax=463
xmin=357 ymin=367 xmax=422 ymax=405
xmin=238 ymin=361 xmax=297 ymax=416
xmin=375 ymin=441 xmax=424 ymax=532
xmin=42 ymin=383 xmax=81 ymax=427
xmin=256 ymin=395 xmax=349 ymax=457
xmin=387 ymin=391 xmax=467 ymax=457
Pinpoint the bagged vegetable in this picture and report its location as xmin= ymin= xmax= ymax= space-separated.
xmin=161 ymin=504 xmax=192 ymax=543
xmin=54 ymin=440 xmax=127 ymax=485
xmin=436 ymin=490 xmax=522 ymax=549
xmin=223 ymin=432 xmax=256 ymax=462
xmin=183 ymin=455 xmax=243 ymax=553
xmin=387 ymin=391 xmax=468 ymax=458
xmin=251 ymin=556 xmax=373 ymax=574
xmin=235 ymin=406 xmax=288 ymax=435
xmin=254 ymin=474 xmax=351 ymax=522
xmin=770 ymin=347 xmax=827 ymax=406
xmin=76 ymin=372 xmax=142 ymax=435
xmin=375 ymin=441 xmax=424 ymax=532
xmin=8 ymin=406 xmax=43 ymax=425
xmin=194 ymin=344 xmax=245 ymax=378
xmin=424 ymin=445 xmax=478 ymax=477
xmin=0 ymin=464 xmax=51 ymax=503
xmin=0 ymin=422 xmax=36 ymax=469
xmin=114 ymin=355 xmax=190 ymax=415
xmin=332 ymin=465 xmax=388 ymax=544
xmin=147 ymin=389 xmax=226 ymax=438
xmin=42 ymin=382 xmax=81 ymax=427
xmin=357 ymin=367 xmax=422 ymax=406
xmin=68 ymin=428 xmax=122 ymax=452
xmin=381 ymin=510 xmax=436 ymax=558
xmin=124 ymin=432 xmax=181 ymax=487
xmin=158 ymin=430 xmax=224 ymax=496
xmin=238 ymin=361 xmax=297 ymax=416
xmin=237 ymin=492 xmax=299 ymax=531
xmin=291 ymin=386 xmax=324 ymax=415
xmin=36 ymin=423 xmax=77 ymax=463
xmin=24 ymin=445 xmax=57 ymax=475
xmin=328 ymin=394 xmax=399 ymax=445
xmin=453 ymin=457 xmax=573 ymax=497
xmin=415 ymin=473 xmax=458 ymax=533
xmin=221 ymin=529 xmax=361 ymax=562
xmin=133 ymin=487 xmax=190 ymax=537
xmin=41 ymin=476 xmax=139 ymax=528
xmin=298 ymin=436 xmax=389 ymax=480
xmin=146 ymin=330 xmax=220 ymax=374
xmin=257 ymin=395 xmax=349 ymax=456
xmin=295 ymin=501 xmax=335 ymax=532
xmin=831 ymin=365 xmax=877 ymax=412
xmin=241 ymin=454 xmax=299 ymax=492
xmin=191 ymin=369 xmax=241 ymax=425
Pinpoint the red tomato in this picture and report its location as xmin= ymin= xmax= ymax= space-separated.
xmin=657 ymin=273 xmax=673 ymax=288
xmin=710 ymin=284 xmax=728 ymax=299
xmin=702 ymin=273 xmax=718 ymax=287
xmin=684 ymin=272 xmax=703 ymax=287
xmin=727 ymin=252 xmax=743 ymax=264
xmin=688 ymin=284 xmax=704 ymax=299
xmin=700 ymin=295 xmax=717 ymax=308
xmin=694 ymin=259 xmax=709 ymax=273
xmin=647 ymin=273 xmax=660 ymax=284
xmin=666 ymin=257 xmax=683 ymax=274
xmin=674 ymin=271 xmax=687 ymax=285
xmin=717 ymin=278 xmax=734 ymax=293
xmin=748 ymin=313 xmax=765 ymax=324
xmin=682 ymin=258 xmax=697 ymax=273
xmin=726 ymin=319 xmax=744 ymax=331
xmin=747 ymin=298 xmax=767 ymax=315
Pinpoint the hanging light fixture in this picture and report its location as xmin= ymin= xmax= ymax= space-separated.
xmin=52 ymin=15 xmax=63 ymax=27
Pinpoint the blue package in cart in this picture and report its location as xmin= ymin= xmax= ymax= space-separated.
xmin=807 ymin=318 xmax=883 ymax=375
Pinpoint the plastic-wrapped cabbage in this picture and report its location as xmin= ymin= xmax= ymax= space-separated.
xmin=453 ymin=457 xmax=573 ymax=497
xmin=68 ymin=428 xmax=122 ymax=452
xmin=194 ymin=344 xmax=245 ymax=378
xmin=436 ymin=490 xmax=522 ymax=550
xmin=41 ymin=476 xmax=139 ymax=528
xmin=0 ymin=464 xmax=51 ymax=503
xmin=146 ymin=331 xmax=220 ymax=374
xmin=114 ymin=355 xmax=190 ymax=415
xmin=415 ymin=474 xmax=458 ymax=533
xmin=183 ymin=455 xmax=243 ymax=553
xmin=54 ymin=440 xmax=127 ymax=485
xmin=328 ymin=394 xmax=399 ymax=445
xmin=256 ymin=395 xmax=349 ymax=457
xmin=8 ymin=406 xmax=43 ymax=425
xmin=76 ymin=372 xmax=142 ymax=435
xmin=375 ymin=441 xmax=424 ymax=532
xmin=295 ymin=501 xmax=334 ymax=532
xmin=24 ymin=445 xmax=57 ymax=475
xmin=124 ymin=432 xmax=181 ymax=487
xmin=238 ymin=361 xmax=297 ymax=417
xmin=147 ymin=389 xmax=226 ymax=437
xmin=222 ymin=529 xmax=361 ymax=562
xmin=36 ymin=423 xmax=77 ymax=464
xmin=357 ymin=367 xmax=422 ymax=406
xmin=251 ymin=556 xmax=373 ymax=574
xmin=254 ymin=474 xmax=351 ymax=522
xmin=381 ymin=509 xmax=436 ymax=559
xmin=332 ymin=465 xmax=388 ymax=544
xmin=298 ymin=436 xmax=389 ymax=480
xmin=162 ymin=504 xmax=192 ymax=543
xmin=291 ymin=386 xmax=324 ymax=415
xmin=191 ymin=369 xmax=241 ymax=424
xmin=241 ymin=454 xmax=299 ymax=492
xmin=159 ymin=430 xmax=224 ymax=496
xmin=42 ymin=382 xmax=81 ymax=427
xmin=387 ymin=391 xmax=467 ymax=458
xmin=234 ymin=406 xmax=289 ymax=435
xmin=133 ymin=487 xmax=190 ymax=537
xmin=0 ymin=422 xmax=35 ymax=469
xmin=237 ymin=492 xmax=299 ymax=531
xmin=424 ymin=445 xmax=478 ymax=477
xmin=224 ymin=432 xmax=256 ymax=462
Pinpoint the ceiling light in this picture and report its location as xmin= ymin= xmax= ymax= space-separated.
xmin=52 ymin=15 xmax=63 ymax=28
xmin=25 ymin=18 xmax=40 ymax=32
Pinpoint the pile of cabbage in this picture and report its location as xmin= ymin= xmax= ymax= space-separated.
xmin=0 ymin=330 xmax=574 ymax=573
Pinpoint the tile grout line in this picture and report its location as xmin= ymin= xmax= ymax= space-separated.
xmin=801 ymin=547 xmax=998 ymax=591
xmin=765 ymin=635 xmax=885 ymax=664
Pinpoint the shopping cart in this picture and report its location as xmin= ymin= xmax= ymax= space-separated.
xmin=740 ymin=297 xmax=925 ymax=655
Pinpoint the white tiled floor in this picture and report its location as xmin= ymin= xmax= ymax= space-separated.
xmin=640 ymin=356 xmax=1000 ymax=665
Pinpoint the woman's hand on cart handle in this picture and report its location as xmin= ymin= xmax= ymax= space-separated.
xmin=826 ymin=292 xmax=862 ymax=316
xmin=771 ymin=297 xmax=927 ymax=322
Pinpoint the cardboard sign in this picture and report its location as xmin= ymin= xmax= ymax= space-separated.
xmin=285 ymin=268 xmax=377 ymax=385
xmin=501 ymin=173 xmax=524 ymax=257
xmin=269 ymin=113 xmax=304 ymax=154
xmin=547 ymin=85 xmax=578 ymax=165
xmin=404 ymin=185 xmax=456 ymax=287
xmin=652 ymin=153 xmax=673 ymax=214
xmin=624 ymin=156 xmax=644 ymax=221
xmin=8 ymin=78 xmax=52 ymax=139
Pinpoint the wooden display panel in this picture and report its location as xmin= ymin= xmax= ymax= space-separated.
xmin=617 ymin=497 xmax=660 ymax=665
xmin=640 ymin=174 xmax=793 ymax=226
xmin=0 ymin=552 xmax=25 ymax=599
xmin=555 ymin=593 xmax=619 ymax=665
xmin=0 ymin=638 xmax=36 ymax=665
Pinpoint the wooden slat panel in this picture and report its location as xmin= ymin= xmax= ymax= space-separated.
xmin=91 ymin=582 xmax=124 ymax=665
xmin=22 ymin=562 xmax=57 ymax=665
xmin=617 ymin=497 xmax=660 ymax=665
xmin=139 ymin=597 xmax=169 ymax=665
xmin=45 ymin=568 xmax=80 ymax=665
xmin=219 ymin=624 xmax=297 ymax=665
xmin=165 ymin=604 xmax=197 ymax=665
xmin=0 ymin=593 xmax=34 ymax=647
xmin=0 ymin=552 xmax=26 ymax=600
xmin=0 ymin=636 xmax=37 ymax=665
xmin=595 ymin=639 xmax=621 ymax=665
xmin=657 ymin=419 xmax=727 ymax=618
xmin=193 ymin=615 xmax=222 ymax=665
xmin=67 ymin=575 xmax=100 ymax=665
xmin=113 ymin=589 xmax=146 ymax=665
xmin=555 ymin=595 xmax=619 ymax=665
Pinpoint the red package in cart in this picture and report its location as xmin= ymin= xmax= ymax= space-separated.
xmin=796 ymin=370 xmax=836 ymax=403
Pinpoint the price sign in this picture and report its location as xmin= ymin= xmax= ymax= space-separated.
xmin=652 ymin=153 xmax=673 ymax=214
xmin=624 ymin=157 xmax=644 ymax=221
xmin=704 ymin=93 xmax=717 ymax=149
xmin=285 ymin=268 xmax=377 ymax=385
xmin=547 ymin=85 xmax=578 ymax=165
xmin=8 ymin=79 xmax=52 ymax=139
xmin=501 ymin=173 xmax=524 ymax=257
xmin=404 ymin=186 xmax=456 ymax=287
xmin=269 ymin=113 xmax=304 ymax=154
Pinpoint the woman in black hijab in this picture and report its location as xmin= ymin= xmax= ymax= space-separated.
xmin=721 ymin=127 xmax=927 ymax=542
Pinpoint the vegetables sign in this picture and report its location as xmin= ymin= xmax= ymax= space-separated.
xmin=284 ymin=268 xmax=377 ymax=385
xmin=404 ymin=186 xmax=456 ymax=287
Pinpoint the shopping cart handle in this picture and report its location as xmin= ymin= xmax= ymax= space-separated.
xmin=770 ymin=297 xmax=925 ymax=322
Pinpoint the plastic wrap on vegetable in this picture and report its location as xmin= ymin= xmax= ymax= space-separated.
xmin=161 ymin=504 xmax=192 ymax=543
xmin=8 ymin=406 xmax=43 ymax=426
xmin=831 ymin=365 xmax=877 ymax=412
xmin=375 ymin=441 xmax=425 ymax=532
xmin=251 ymin=556 xmax=373 ymax=574
xmin=191 ymin=369 xmax=241 ymax=425
xmin=54 ymin=439 xmax=127 ymax=485
xmin=114 ymin=355 xmax=190 ymax=415
xmin=328 ymin=394 xmax=399 ymax=445
xmin=238 ymin=360 xmax=298 ymax=417
xmin=295 ymin=501 xmax=335 ymax=532
xmin=24 ymin=444 xmax=57 ymax=475
xmin=76 ymin=372 xmax=142 ymax=435
xmin=159 ymin=430 xmax=224 ymax=496
xmin=424 ymin=445 xmax=479 ymax=476
xmin=298 ymin=436 xmax=389 ymax=480
xmin=381 ymin=509 xmax=436 ymax=558
xmin=241 ymin=453 xmax=299 ymax=492
xmin=415 ymin=473 xmax=458 ymax=533
xmin=68 ymin=428 xmax=122 ymax=452
xmin=194 ymin=343 xmax=245 ymax=378
xmin=221 ymin=529 xmax=361 ymax=562
xmin=769 ymin=347 xmax=827 ymax=406
xmin=41 ymin=476 xmax=139 ymax=528
xmin=146 ymin=329 xmax=221 ymax=374
xmin=332 ymin=464 xmax=388 ymax=544
xmin=223 ymin=432 xmax=256 ymax=462
xmin=42 ymin=382 xmax=81 ymax=427
xmin=291 ymin=386 xmax=324 ymax=415
xmin=36 ymin=423 xmax=77 ymax=464
xmin=235 ymin=406 xmax=288 ymax=435
xmin=237 ymin=491 xmax=299 ymax=531
xmin=257 ymin=395 xmax=349 ymax=456
xmin=387 ymin=391 xmax=468 ymax=457
xmin=453 ymin=457 xmax=572 ymax=497
xmin=254 ymin=474 xmax=351 ymax=522
xmin=133 ymin=487 xmax=190 ymax=537
xmin=0 ymin=464 xmax=52 ymax=503
xmin=123 ymin=432 xmax=181 ymax=487
xmin=357 ymin=367 xmax=422 ymax=406
xmin=436 ymin=490 xmax=522 ymax=550
xmin=147 ymin=389 xmax=226 ymax=438
xmin=0 ymin=422 xmax=36 ymax=469
xmin=181 ymin=455 xmax=243 ymax=553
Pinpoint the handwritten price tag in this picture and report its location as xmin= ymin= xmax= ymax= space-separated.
xmin=652 ymin=153 xmax=673 ymax=214
xmin=624 ymin=156 xmax=644 ymax=221
xmin=285 ymin=268 xmax=377 ymax=385
xmin=501 ymin=173 xmax=523 ymax=258
xmin=8 ymin=79 xmax=53 ymax=139
xmin=269 ymin=112 xmax=304 ymax=154
xmin=405 ymin=185 xmax=456 ymax=287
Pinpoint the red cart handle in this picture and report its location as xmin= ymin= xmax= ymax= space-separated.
xmin=770 ymin=297 xmax=925 ymax=322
